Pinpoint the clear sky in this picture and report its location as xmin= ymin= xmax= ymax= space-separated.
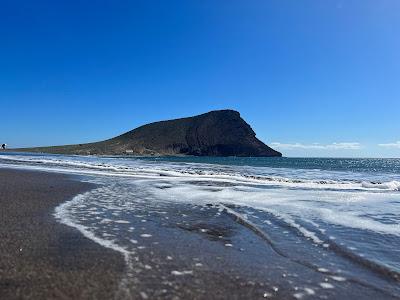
xmin=1 ymin=1 xmax=399 ymax=157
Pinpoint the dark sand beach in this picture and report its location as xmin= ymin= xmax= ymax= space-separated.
xmin=0 ymin=169 xmax=125 ymax=299
xmin=0 ymin=169 xmax=288 ymax=299
xmin=1 ymin=168 xmax=398 ymax=300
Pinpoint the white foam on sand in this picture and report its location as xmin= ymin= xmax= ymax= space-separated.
xmin=55 ymin=190 xmax=152 ymax=298
xmin=319 ymin=282 xmax=334 ymax=289
xmin=11 ymin=152 xmax=397 ymax=278
xmin=140 ymin=234 xmax=152 ymax=238
xmin=49 ymin=164 xmax=400 ymax=259
xmin=171 ymin=270 xmax=193 ymax=276
xmin=54 ymin=193 xmax=130 ymax=256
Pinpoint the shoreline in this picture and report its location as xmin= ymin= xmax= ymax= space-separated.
xmin=0 ymin=167 xmax=293 ymax=299
xmin=1 ymin=166 xmax=399 ymax=300
xmin=0 ymin=168 xmax=125 ymax=299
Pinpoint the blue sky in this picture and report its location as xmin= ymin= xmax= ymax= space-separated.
xmin=1 ymin=1 xmax=399 ymax=157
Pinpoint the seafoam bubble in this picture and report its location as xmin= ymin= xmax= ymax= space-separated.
xmin=140 ymin=234 xmax=152 ymax=238
xmin=330 ymin=276 xmax=346 ymax=282
xmin=171 ymin=270 xmax=193 ymax=276
xmin=304 ymin=288 xmax=315 ymax=295
xmin=263 ymin=292 xmax=272 ymax=298
xmin=115 ymin=220 xmax=130 ymax=224
xmin=319 ymin=282 xmax=334 ymax=289
xmin=317 ymin=268 xmax=329 ymax=273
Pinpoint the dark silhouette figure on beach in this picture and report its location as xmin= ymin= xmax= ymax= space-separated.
xmin=1 ymin=144 xmax=6 ymax=150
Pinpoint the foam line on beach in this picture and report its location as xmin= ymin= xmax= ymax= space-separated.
xmin=54 ymin=191 xmax=143 ymax=298
xmin=55 ymin=193 xmax=130 ymax=255
xmin=1 ymin=154 xmax=400 ymax=192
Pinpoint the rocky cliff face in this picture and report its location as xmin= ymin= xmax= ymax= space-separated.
xmin=19 ymin=110 xmax=282 ymax=157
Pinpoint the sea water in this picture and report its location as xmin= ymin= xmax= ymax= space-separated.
xmin=1 ymin=153 xmax=400 ymax=298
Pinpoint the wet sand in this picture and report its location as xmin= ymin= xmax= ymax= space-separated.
xmin=0 ymin=169 xmax=125 ymax=299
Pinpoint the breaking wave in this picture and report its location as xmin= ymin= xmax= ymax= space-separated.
xmin=1 ymin=154 xmax=399 ymax=192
